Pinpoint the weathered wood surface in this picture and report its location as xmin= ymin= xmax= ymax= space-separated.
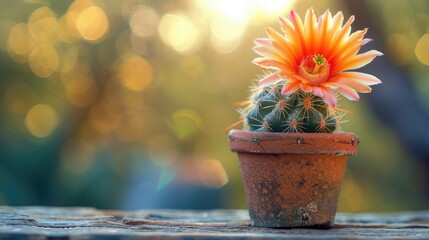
xmin=0 ymin=207 xmax=429 ymax=239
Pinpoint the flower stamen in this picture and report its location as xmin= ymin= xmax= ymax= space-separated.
xmin=312 ymin=54 xmax=326 ymax=74
xmin=299 ymin=54 xmax=330 ymax=86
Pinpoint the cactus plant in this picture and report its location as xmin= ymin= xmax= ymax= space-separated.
xmin=229 ymin=7 xmax=383 ymax=229
xmin=233 ymin=8 xmax=383 ymax=134
xmin=242 ymin=81 xmax=338 ymax=133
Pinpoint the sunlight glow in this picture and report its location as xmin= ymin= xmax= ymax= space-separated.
xmin=195 ymin=0 xmax=294 ymax=54
xmin=158 ymin=13 xmax=201 ymax=55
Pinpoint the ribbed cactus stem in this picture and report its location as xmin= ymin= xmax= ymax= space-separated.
xmin=242 ymin=80 xmax=339 ymax=133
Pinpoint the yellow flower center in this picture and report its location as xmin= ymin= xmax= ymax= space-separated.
xmin=298 ymin=54 xmax=330 ymax=85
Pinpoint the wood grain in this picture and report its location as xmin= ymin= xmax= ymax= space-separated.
xmin=0 ymin=207 xmax=428 ymax=239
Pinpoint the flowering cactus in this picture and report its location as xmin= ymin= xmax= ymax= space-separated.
xmin=240 ymin=8 xmax=382 ymax=133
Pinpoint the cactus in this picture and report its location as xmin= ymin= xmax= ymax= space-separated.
xmin=233 ymin=9 xmax=382 ymax=133
xmin=242 ymin=80 xmax=338 ymax=133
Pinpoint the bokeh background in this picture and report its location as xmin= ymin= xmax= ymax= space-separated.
xmin=1 ymin=0 xmax=429 ymax=212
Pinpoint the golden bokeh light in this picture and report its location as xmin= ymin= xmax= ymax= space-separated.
xmin=210 ymin=34 xmax=241 ymax=55
xmin=198 ymin=158 xmax=229 ymax=189
xmin=57 ymin=15 xmax=80 ymax=43
xmin=197 ymin=0 xmax=294 ymax=22
xmin=27 ymin=7 xmax=58 ymax=44
xmin=158 ymin=13 xmax=201 ymax=55
xmin=210 ymin=15 xmax=246 ymax=39
xmin=117 ymin=55 xmax=153 ymax=91
xmin=415 ymin=34 xmax=429 ymax=66
xmin=210 ymin=16 xmax=245 ymax=54
xmin=255 ymin=0 xmax=294 ymax=16
xmin=76 ymin=6 xmax=109 ymax=42
xmin=25 ymin=104 xmax=59 ymax=138
xmin=200 ymin=0 xmax=249 ymax=22
xmin=129 ymin=5 xmax=159 ymax=38
xmin=66 ymin=0 xmax=95 ymax=33
xmin=7 ymin=23 xmax=35 ymax=59
xmin=28 ymin=44 xmax=59 ymax=77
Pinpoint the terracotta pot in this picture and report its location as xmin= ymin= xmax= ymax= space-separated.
xmin=228 ymin=130 xmax=358 ymax=229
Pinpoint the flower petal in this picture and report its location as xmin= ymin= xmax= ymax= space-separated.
xmin=337 ymin=84 xmax=360 ymax=101
xmin=290 ymin=10 xmax=307 ymax=54
xmin=362 ymin=38 xmax=373 ymax=45
xmin=252 ymin=57 xmax=291 ymax=70
xmin=312 ymin=86 xmax=325 ymax=97
xmin=281 ymin=80 xmax=300 ymax=94
xmin=301 ymin=83 xmax=313 ymax=92
xmin=326 ymin=15 xmax=354 ymax=60
xmin=329 ymin=28 xmax=367 ymax=64
xmin=278 ymin=16 xmax=304 ymax=59
xmin=320 ymin=81 xmax=339 ymax=90
xmin=339 ymin=72 xmax=382 ymax=85
xmin=304 ymin=8 xmax=317 ymax=53
xmin=254 ymin=38 xmax=271 ymax=46
xmin=265 ymin=27 xmax=299 ymax=64
xmin=258 ymin=72 xmax=282 ymax=85
xmin=253 ymin=45 xmax=282 ymax=61
xmin=329 ymin=72 xmax=382 ymax=93
xmin=321 ymin=88 xmax=337 ymax=107
xmin=316 ymin=9 xmax=331 ymax=53
xmin=332 ymin=50 xmax=383 ymax=73
xmin=340 ymin=79 xmax=372 ymax=93
xmin=329 ymin=72 xmax=382 ymax=86
xmin=323 ymin=11 xmax=344 ymax=53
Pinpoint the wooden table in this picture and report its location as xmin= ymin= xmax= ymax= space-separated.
xmin=0 ymin=206 xmax=428 ymax=239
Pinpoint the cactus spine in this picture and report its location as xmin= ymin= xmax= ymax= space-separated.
xmin=242 ymin=80 xmax=338 ymax=133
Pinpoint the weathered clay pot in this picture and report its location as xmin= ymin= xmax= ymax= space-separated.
xmin=228 ymin=130 xmax=358 ymax=229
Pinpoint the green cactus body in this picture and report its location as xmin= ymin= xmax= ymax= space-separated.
xmin=243 ymin=81 xmax=337 ymax=133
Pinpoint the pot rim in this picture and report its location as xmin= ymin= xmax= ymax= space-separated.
xmin=228 ymin=130 xmax=358 ymax=155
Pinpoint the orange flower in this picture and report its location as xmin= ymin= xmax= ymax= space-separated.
xmin=252 ymin=8 xmax=382 ymax=107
